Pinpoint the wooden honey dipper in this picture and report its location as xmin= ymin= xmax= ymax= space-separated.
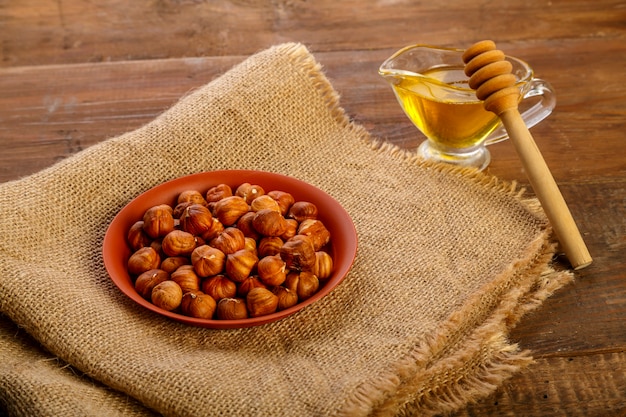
xmin=462 ymin=40 xmax=592 ymax=270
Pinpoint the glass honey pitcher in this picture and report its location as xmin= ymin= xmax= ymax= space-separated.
xmin=379 ymin=44 xmax=556 ymax=170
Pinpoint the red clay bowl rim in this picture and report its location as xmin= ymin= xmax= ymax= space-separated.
xmin=103 ymin=170 xmax=358 ymax=329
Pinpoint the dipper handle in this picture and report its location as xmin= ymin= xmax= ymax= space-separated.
xmin=463 ymin=40 xmax=592 ymax=270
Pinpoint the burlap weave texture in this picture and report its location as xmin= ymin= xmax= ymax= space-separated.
xmin=0 ymin=43 xmax=573 ymax=416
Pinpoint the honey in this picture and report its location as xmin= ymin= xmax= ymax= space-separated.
xmin=389 ymin=66 xmax=500 ymax=149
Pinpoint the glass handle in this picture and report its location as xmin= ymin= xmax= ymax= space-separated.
xmin=485 ymin=78 xmax=556 ymax=145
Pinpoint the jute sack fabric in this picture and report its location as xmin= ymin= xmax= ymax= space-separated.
xmin=0 ymin=43 xmax=573 ymax=416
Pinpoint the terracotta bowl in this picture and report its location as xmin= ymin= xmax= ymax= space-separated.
xmin=103 ymin=170 xmax=357 ymax=329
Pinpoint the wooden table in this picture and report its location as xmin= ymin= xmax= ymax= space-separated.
xmin=1 ymin=1 xmax=625 ymax=415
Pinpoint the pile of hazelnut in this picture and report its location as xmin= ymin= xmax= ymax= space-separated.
xmin=125 ymin=182 xmax=334 ymax=320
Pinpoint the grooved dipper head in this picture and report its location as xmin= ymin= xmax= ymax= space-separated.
xmin=462 ymin=40 xmax=520 ymax=115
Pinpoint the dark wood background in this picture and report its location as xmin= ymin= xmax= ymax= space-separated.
xmin=1 ymin=1 xmax=625 ymax=415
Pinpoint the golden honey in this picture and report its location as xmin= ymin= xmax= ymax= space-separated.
xmin=389 ymin=66 xmax=500 ymax=148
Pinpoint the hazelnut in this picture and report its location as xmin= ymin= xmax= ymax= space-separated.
xmin=149 ymin=239 xmax=164 ymax=257
xmin=175 ymin=264 xmax=195 ymax=272
xmin=244 ymin=237 xmax=257 ymax=253
xmin=177 ymin=190 xmax=207 ymax=206
xmin=200 ymin=217 xmax=224 ymax=241
xmin=181 ymin=291 xmax=216 ymax=319
xmin=128 ymin=246 xmax=161 ymax=276
xmin=210 ymin=227 xmax=245 ymax=254
xmin=236 ymin=211 xmax=261 ymax=240
xmin=246 ymin=287 xmax=278 ymax=317
xmin=287 ymin=201 xmax=318 ymax=222
xmin=170 ymin=267 xmax=201 ymax=293
xmin=191 ymin=245 xmax=225 ymax=277
xmin=258 ymin=236 xmax=283 ymax=258
xmin=250 ymin=195 xmax=281 ymax=213
xmin=225 ymin=249 xmax=259 ymax=283
xmin=172 ymin=201 xmax=194 ymax=219
xmin=194 ymin=235 xmax=207 ymax=247
xmin=267 ymin=190 xmax=295 ymax=216
xmin=279 ymin=235 xmax=316 ymax=272
xmin=216 ymin=297 xmax=248 ymax=320
xmin=285 ymin=271 xmax=319 ymax=301
xmin=235 ymin=183 xmax=265 ymax=204
xmin=205 ymin=184 xmax=233 ymax=203
xmin=142 ymin=204 xmax=175 ymax=239
xmin=201 ymin=274 xmax=237 ymax=300
xmin=297 ymin=219 xmax=331 ymax=251
xmin=257 ymin=255 xmax=287 ymax=286
xmin=237 ymin=275 xmax=267 ymax=298
xmin=313 ymin=251 xmax=334 ymax=280
xmin=135 ymin=269 xmax=169 ymax=299
xmin=160 ymin=256 xmax=191 ymax=274
xmin=280 ymin=219 xmax=298 ymax=241
xmin=127 ymin=221 xmax=152 ymax=251
xmin=161 ymin=230 xmax=197 ymax=257
xmin=212 ymin=196 xmax=250 ymax=225
xmin=180 ymin=204 xmax=213 ymax=236
xmin=252 ymin=209 xmax=287 ymax=237
xmin=151 ymin=280 xmax=183 ymax=311
xmin=272 ymin=286 xmax=299 ymax=311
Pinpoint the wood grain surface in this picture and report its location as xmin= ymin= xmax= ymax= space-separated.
xmin=1 ymin=1 xmax=625 ymax=415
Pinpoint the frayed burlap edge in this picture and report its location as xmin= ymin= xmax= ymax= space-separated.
xmin=334 ymin=143 xmax=574 ymax=416
xmin=227 ymin=43 xmax=575 ymax=416
xmin=362 ymin=240 xmax=572 ymax=417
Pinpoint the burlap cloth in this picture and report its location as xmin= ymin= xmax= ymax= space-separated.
xmin=0 ymin=43 xmax=573 ymax=416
